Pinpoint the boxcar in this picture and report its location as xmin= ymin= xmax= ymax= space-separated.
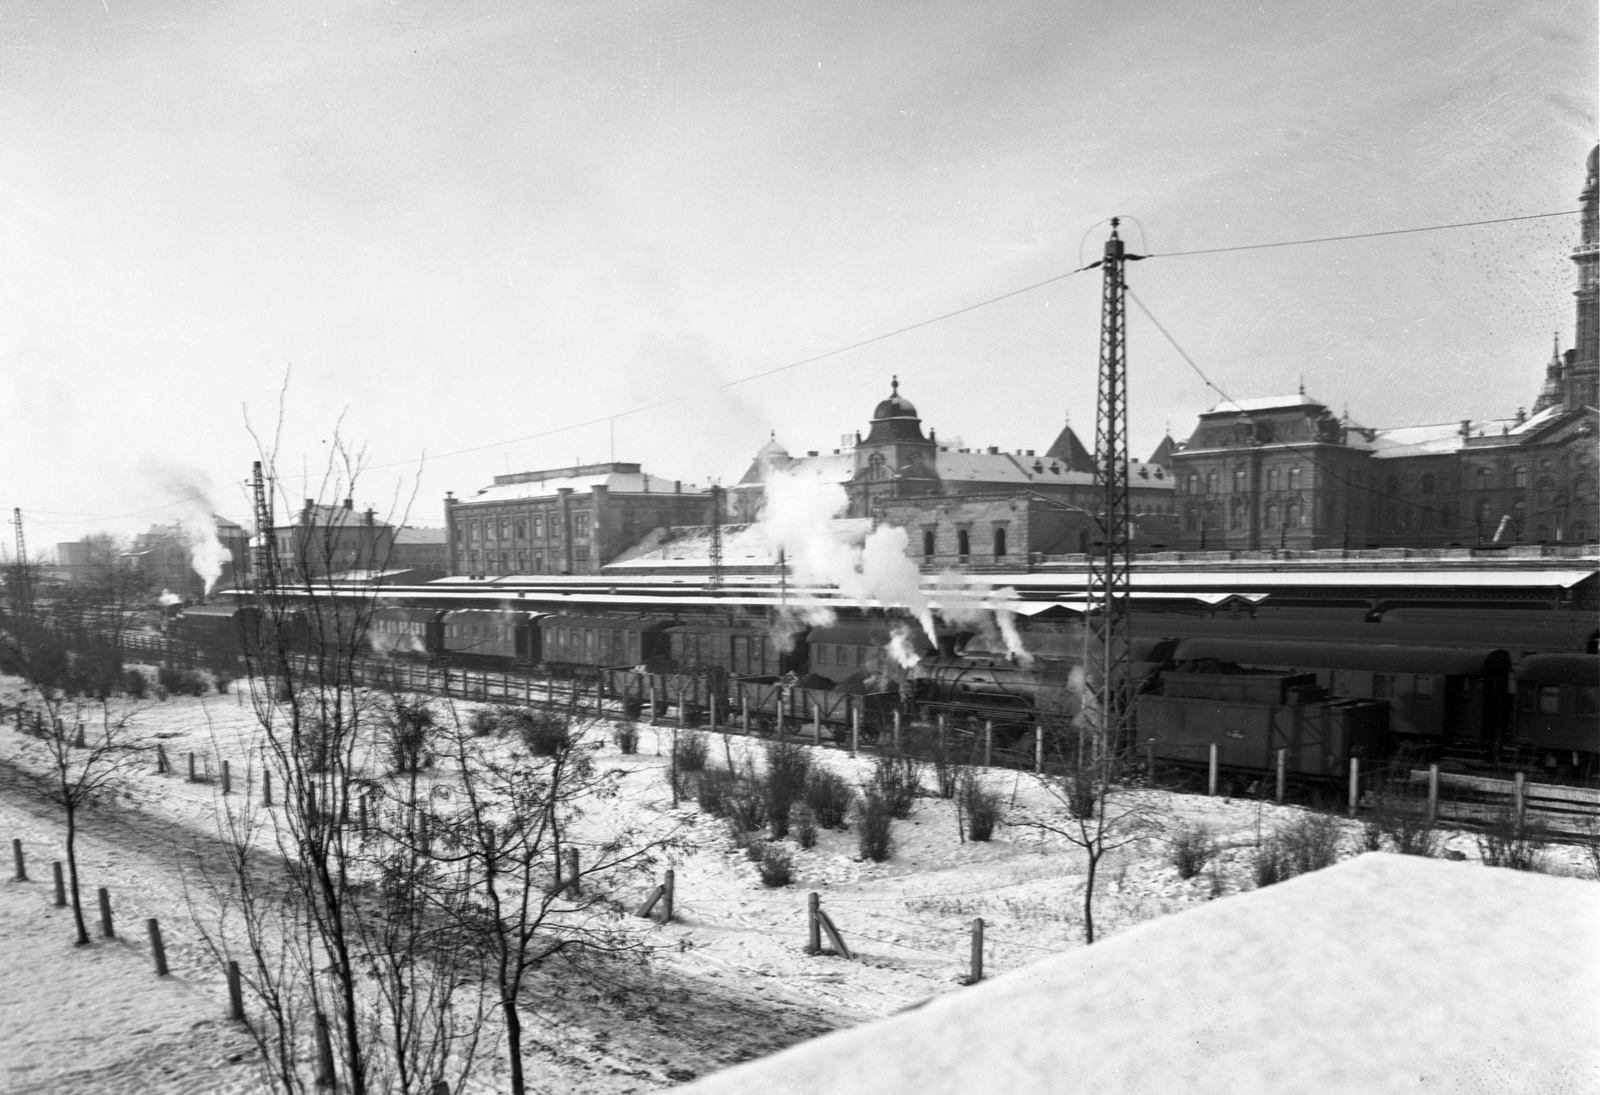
xmin=1169 ymin=637 xmax=1510 ymax=746
xmin=666 ymin=625 xmax=781 ymax=678
xmin=442 ymin=609 xmax=543 ymax=665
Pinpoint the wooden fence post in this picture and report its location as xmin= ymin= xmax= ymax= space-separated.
xmin=851 ymin=706 xmax=860 ymax=757
xmin=565 ymin=847 xmax=580 ymax=896
xmin=678 ymin=686 xmax=687 ymax=729
xmin=262 ymin=769 xmax=272 ymax=807
xmin=1513 ymin=772 xmax=1526 ymax=835
xmin=648 ymin=678 xmax=658 ymax=724
xmin=1427 ymin=763 xmax=1439 ymax=824
xmin=11 ymin=838 xmax=25 ymax=882
xmin=806 ymin=892 xmax=821 ymax=955
xmin=1275 ymin=748 xmax=1287 ymax=805
xmin=98 ymin=886 xmax=114 ymax=938
xmin=52 ymin=861 xmax=66 ymax=906
xmin=708 ymin=686 xmax=717 ymax=733
xmin=984 ymin=722 xmax=993 ymax=768
xmin=662 ymin=868 xmax=675 ymax=923
xmin=776 ymin=691 xmax=785 ymax=742
xmin=1034 ymin=724 xmax=1043 ymax=774
xmin=741 ymin=691 xmax=750 ymax=735
xmin=221 ymin=760 xmax=231 ymax=795
xmin=147 ymin=919 xmax=169 ymax=976
xmin=812 ymin=700 xmax=821 ymax=746
xmin=892 ymin=710 xmax=902 ymax=754
xmin=187 ymin=752 xmax=197 ymax=783
xmin=1147 ymin=738 xmax=1156 ymax=782
xmin=969 ymin=917 xmax=984 ymax=984
xmin=1348 ymin=757 xmax=1360 ymax=818
xmin=1207 ymin=743 xmax=1218 ymax=797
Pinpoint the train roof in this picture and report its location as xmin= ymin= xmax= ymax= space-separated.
xmin=1513 ymin=653 xmax=1600 ymax=686
xmin=1173 ymin=637 xmax=1511 ymax=676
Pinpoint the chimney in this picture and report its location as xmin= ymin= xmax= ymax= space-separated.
xmin=344 ymin=497 xmax=354 ymax=511
xmin=988 ymin=446 xmax=999 ymax=455
xmin=302 ymin=499 xmax=313 ymax=526
xmin=675 ymin=480 xmax=682 ymax=493
xmin=1459 ymin=419 xmax=1472 ymax=438
xmin=1515 ymin=407 xmax=1527 ymax=425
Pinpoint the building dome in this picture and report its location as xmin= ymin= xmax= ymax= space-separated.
xmin=872 ymin=376 xmax=919 ymax=421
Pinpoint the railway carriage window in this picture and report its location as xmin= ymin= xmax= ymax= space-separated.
xmin=1372 ymin=674 xmax=1394 ymax=700
xmin=1578 ymin=688 xmax=1598 ymax=716
xmin=1519 ymin=683 xmax=1537 ymax=711
xmin=1413 ymin=676 xmax=1435 ymax=702
xmin=815 ymin=644 xmax=829 ymax=665
xmin=1538 ymin=685 xmax=1561 ymax=716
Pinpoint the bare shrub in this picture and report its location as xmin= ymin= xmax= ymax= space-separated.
xmin=1279 ymin=813 xmax=1342 ymax=876
xmin=959 ymin=773 xmax=1002 ymax=842
xmin=725 ymin=779 xmax=769 ymax=836
xmin=123 ymin=668 xmax=147 ymax=699
xmin=1251 ymin=837 xmax=1287 ymax=887
xmin=213 ymin=671 xmax=233 ymax=694
xmin=758 ymin=843 xmax=795 ymax=886
xmin=869 ymin=754 xmax=920 ymax=819
xmin=1061 ymin=768 xmax=1097 ymax=820
xmin=612 ymin=721 xmax=639 ymax=754
xmin=385 ymin=697 xmax=436 ymax=774
xmin=157 ymin=665 xmax=208 ymax=697
xmin=467 ymin=708 xmax=498 ymax=737
xmin=857 ymin=789 xmax=894 ymax=862
xmin=1579 ymin=815 xmax=1600 ymax=881
xmin=507 ymin=708 xmax=569 ymax=756
xmin=673 ymin=731 xmax=708 ymax=774
xmin=696 ymin=767 xmax=738 ymax=818
xmin=793 ymin=804 xmax=818 ymax=849
xmin=1477 ymin=807 xmax=1547 ymax=872
xmin=1169 ymin=820 xmax=1217 ymax=880
xmin=803 ymin=768 xmax=855 ymax=829
xmin=764 ymin=742 xmax=811 ymax=838
xmin=1378 ymin=803 xmax=1442 ymax=858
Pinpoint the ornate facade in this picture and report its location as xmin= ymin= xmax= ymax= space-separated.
xmin=1171 ymin=146 xmax=1600 ymax=550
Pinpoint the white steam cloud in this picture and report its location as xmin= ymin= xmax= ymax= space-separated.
xmin=756 ymin=468 xmax=938 ymax=648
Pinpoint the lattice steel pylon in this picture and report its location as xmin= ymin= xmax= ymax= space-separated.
xmin=10 ymin=507 xmax=30 ymax=618
xmin=251 ymin=461 xmax=275 ymax=591
xmin=708 ymin=484 xmax=724 ymax=591
xmin=1086 ymin=219 xmax=1140 ymax=757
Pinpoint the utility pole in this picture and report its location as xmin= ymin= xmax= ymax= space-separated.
xmin=251 ymin=462 xmax=275 ymax=591
xmin=10 ymin=508 xmax=30 ymax=619
xmin=1084 ymin=219 xmax=1140 ymax=759
xmin=708 ymin=484 xmax=724 ymax=591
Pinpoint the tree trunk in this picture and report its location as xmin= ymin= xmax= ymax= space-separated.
xmin=1082 ymin=849 xmax=1098 ymax=945
xmin=504 ymin=993 xmax=525 ymax=1095
xmin=65 ymin=802 xmax=88 ymax=946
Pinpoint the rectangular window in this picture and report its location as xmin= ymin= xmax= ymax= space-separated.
xmin=1232 ymin=470 xmax=1245 ymax=493
xmin=516 ymin=551 xmax=526 ymax=572
xmin=1287 ymin=466 xmax=1301 ymax=489
xmin=816 ymin=644 xmax=829 ymax=666
xmin=1372 ymin=674 xmax=1394 ymax=700
xmin=1538 ymin=685 xmax=1561 ymax=715
xmin=499 ymin=517 xmax=510 ymax=539
xmin=1578 ymin=688 xmax=1597 ymax=716
xmin=514 ymin=519 xmax=526 ymax=539
xmin=1205 ymin=472 xmax=1218 ymax=494
xmin=574 ymin=512 xmax=591 ymax=538
xmin=575 ymin=546 xmax=590 ymax=568
xmin=1414 ymin=676 xmax=1434 ymax=702
xmin=469 ymin=521 xmax=480 ymax=541
xmin=532 ymin=516 xmax=545 ymax=539
xmin=454 ymin=525 xmax=465 ymax=544
xmin=1267 ymin=468 xmax=1280 ymax=491
xmin=1518 ymin=682 xmax=1537 ymax=711
xmin=533 ymin=551 xmax=544 ymax=573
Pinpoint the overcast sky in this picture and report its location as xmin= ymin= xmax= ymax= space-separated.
xmin=2 ymin=1 xmax=1594 ymax=550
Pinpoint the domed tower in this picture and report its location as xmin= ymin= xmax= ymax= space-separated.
xmin=851 ymin=377 xmax=939 ymax=514
xmin=1566 ymin=144 xmax=1599 ymax=408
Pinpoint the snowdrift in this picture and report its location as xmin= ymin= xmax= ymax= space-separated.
xmin=675 ymin=854 xmax=1600 ymax=1094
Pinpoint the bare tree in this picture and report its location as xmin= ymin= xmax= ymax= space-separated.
xmin=1016 ymin=717 xmax=1159 ymax=944
xmin=429 ymin=707 xmax=686 ymax=1095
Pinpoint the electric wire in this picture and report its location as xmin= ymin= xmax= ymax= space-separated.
xmin=32 ymin=206 xmax=1582 ymax=526
xmin=1126 ymin=287 xmax=1556 ymax=538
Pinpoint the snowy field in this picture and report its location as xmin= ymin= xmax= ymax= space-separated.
xmin=2 ymin=668 xmax=1595 ymax=1094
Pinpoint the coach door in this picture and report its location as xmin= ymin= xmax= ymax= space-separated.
xmin=1444 ymin=675 xmax=1485 ymax=746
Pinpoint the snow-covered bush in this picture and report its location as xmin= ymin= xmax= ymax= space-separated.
xmin=673 ymin=731 xmax=708 ymax=773
xmin=960 ymin=773 xmax=1002 ymax=842
xmin=1476 ymin=808 xmax=1547 ymax=872
xmin=857 ymin=789 xmax=894 ymax=862
xmin=803 ymin=768 xmax=855 ymax=829
xmin=793 ymin=804 xmax=818 ymax=849
xmin=1169 ymin=820 xmax=1217 ymax=879
xmin=1279 ymin=813 xmax=1342 ymax=875
xmin=758 ymin=843 xmax=794 ymax=886
xmin=612 ymin=721 xmax=639 ymax=754
xmin=868 ymin=754 xmax=919 ymax=819
xmin=764 ymin=742 xmax=811 ymax=838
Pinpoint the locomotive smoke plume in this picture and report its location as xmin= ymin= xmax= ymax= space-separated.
xmin=141 ymin=461 xmax=230 ymax=594
xmin=756 ymin=468 xmax=938 ymax=647
xmin=158 ymin=590 xmax=182 ymax=606
xmin=932 ymin=570 xmax=1035 ymax=667
xmin=886 ymin=624 xmax=922 ymax=670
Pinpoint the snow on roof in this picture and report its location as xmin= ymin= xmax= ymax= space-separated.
xmin=605 ymin=519 xmax=872 ymax=569
xmin=1357 ymin=418 xmax=1518 ymax=457
xmin=393 ymin=526 xmax=446 ymax=544
xmin=1204 ymin=392 xmax=1323 ymax=415
xmin=466 ymin=469 xmax=704 ymax=502
xmin=677 ymin=855 xmax=1600 ymax=1095
xmin=934 ymin=450 xmax=1039 ymax=483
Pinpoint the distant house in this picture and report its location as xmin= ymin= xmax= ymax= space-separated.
xmin=270 ymin=499 xmax=395 ymax=580
xmin=391 ymin=526 xmax=447 ymax=572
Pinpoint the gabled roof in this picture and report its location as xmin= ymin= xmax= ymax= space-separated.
xmin=1146 ymin=434 xmax=1177 ymax=468
xmin=1043 ymin=423 xmax=1095 ymax=472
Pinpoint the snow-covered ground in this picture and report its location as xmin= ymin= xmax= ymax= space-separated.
xmin=676 ymin=853 xmax=1600 ymax=1095
xmin=2 ymin=669 xmax=1595 ymax=1093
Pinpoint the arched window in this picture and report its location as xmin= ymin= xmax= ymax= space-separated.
xmin=867 ymin=451 xmax=889 ymax=480
xmin=1287 ymin=466 xmax=1301 ymax=489
xmin=1475 ymin=499 xmax=1490 ymax=526
xmin=1229 ymin=498 xmax=1244 ymax=530
xmin=993 ymin=528 xmax=1007 ymax=559
xmin=1184 ymin=507 xmax=1197 ymax=532
xmin=922 ymin=530 xmax=935 ymax=559
xmin=1264 ymin=504 xmax=1278 ymax=529
xmin=957 ymin=529 xmax=970 ymax=559
xmin=1233 ymin=469 xmax=1246 ymax=493
xmin=1286 ymin=502 xmax=1301 ymax=528
xmin=1514 ymin=466 xmax=1528 ymax=488
xmin=1572 ymin=520 xmax=1590 ymax=541
xmin=1205 ymin=472 xmax=1218 ymax=494
xmin=1267 ymin=467 xmax=1279 ymax=491
xmin=1537 ymin=478 xmax=1554 ymax=505
xmin=1186 ymin=474 xmax=1198 ymax=495
xmin=1475 ymin=467 xmax=1490 ymax=489
xmin=1420 ymin=474 xmax=1435 ymax=495
xmin=1574 ymin=476 xmax=1595 ymax=500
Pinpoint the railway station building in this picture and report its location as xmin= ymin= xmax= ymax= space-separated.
xmin=1169 ymin=146 xmax=1600 ymax=552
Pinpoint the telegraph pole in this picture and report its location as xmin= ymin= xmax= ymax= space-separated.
xmin=10 ymin=508 xmax=30 ymax=619
xmin=1086 ymin=219 xmax=1140 ymax=758
xmin=251 ymin=462 xmax=275 ymax=591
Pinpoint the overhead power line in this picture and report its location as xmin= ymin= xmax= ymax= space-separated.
xmin=1146 ymin=209 xmax=1581 ymax=260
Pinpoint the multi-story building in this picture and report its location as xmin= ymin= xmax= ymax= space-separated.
xmin=444 ymin=462 xmax=712 ymax=576
xmin=730 ymin=378 xmax=1179 ymax=563
xmin=1171 ymin=146 xmax=1599 ymax=550
xmin=270 ymin=500 xmax=395 ymax=580
xmin=389 ymin=527 xmax=448 ymax=573
xmin=114 ymin=518 xmax=251 ymax=599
